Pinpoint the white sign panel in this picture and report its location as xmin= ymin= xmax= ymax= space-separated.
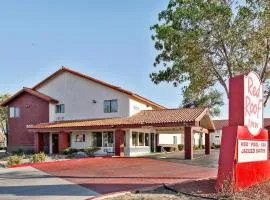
xmin=244 ymin=72 xmax=263 ymax=136
xmin=238 ymin=140 xmax=268 ymax=163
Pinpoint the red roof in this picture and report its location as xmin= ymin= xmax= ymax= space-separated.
xmin=32 ymin=67 xmax=166 ymax=110
xmin=28 ymin=108 xmax=214 ymax=131
xmin=0 ymin=87 xmax=59 ymax=106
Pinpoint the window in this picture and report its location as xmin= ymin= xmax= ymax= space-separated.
xmin=75 ymin=134 xmax=85 ymax=142
xmin=104 ymin=99 xmax=118 ymax=113
xmin=215 ymin=135 xmax=220 ymax=138
xmin=173 ymin=136 xmax=177 ymax=145
xmin=132 ymin=132 xmax=138 ymax=146
xmin=103 ymin=132 xmax=114 ymax=147
xmin=145 ymin=133 xmax=149 ymax=146
xmin=10 ymin=107 xmax=20 ymax=118
xmin=56 ymin=104 xmax=65 ymax=113
xmin=139 ymin=132 xmax=144 ymax=146
xmin=93 ymin=132 xmax=102 ymax=147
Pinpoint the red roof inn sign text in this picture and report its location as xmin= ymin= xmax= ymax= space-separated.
xmin=244 ymin=72 xmax=263 ymax=136
xmin=216 ymin=72 xmax=270 ymax=191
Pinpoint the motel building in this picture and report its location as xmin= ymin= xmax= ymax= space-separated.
xmin=0 ymin=67 xmax=215 ymax=159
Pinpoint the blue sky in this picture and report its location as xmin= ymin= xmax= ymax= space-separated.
xmin=0 ymin=1 xmax=269 ymax=119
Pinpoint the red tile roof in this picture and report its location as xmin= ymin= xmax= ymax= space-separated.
xmin=213 ymin=120 xmax=228 ymax=130
xmin=0 ymin=87 xmax=59 ymax=106
xmin=213 ymin=118 xmax=270 ymax=130
xmin=32 ymin=67 xmax=166 ymax=110
xmin=28 ymin=108 xmax=214 ymax=131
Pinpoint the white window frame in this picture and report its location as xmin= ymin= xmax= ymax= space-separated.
xmin=10 ymin=107 xmax=20 ymax=118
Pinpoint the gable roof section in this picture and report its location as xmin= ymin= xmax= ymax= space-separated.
xmin=213 ymin=119 xmax=228 ymax=130
xmin=32 ymin=67 xmax=166 ymax=110
xmin=28 ymin=107 xmax=215 ymax=131
xmin=0 ymin=87 xmax=58 ymax=106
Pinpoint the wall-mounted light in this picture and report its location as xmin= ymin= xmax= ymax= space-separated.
xmin=25 ymin=104 xmax=30 ymax=108
xmin=92 ymin=100 xmax=97 ymax=104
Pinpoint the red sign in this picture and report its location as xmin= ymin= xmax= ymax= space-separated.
xmin=216 ymin=71 xmax=270 ymax=192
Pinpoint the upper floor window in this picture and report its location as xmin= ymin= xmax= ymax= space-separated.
xmin=10 ymin=107 xmax=20 ymax=118
xmin=104 ymin=99 xmax=118 ymax=113
xmin=56 ymin=104 xmax=65 ymax=113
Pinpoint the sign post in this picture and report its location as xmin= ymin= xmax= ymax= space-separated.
xmin=216 ymin=72 xmax=270 ymax=191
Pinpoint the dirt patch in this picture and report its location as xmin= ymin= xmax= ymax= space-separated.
xmin=103 ymin=179 xmax=270 ymax=200
xmin=102 ymin=185 xmax=200 ymax=200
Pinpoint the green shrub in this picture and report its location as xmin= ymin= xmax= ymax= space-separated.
xmin=193 ymin=145 xmax=200 ymax=150
xmin=63 ymin=147 xmax=78 ymax=155
xmin=211 ymin=143 xmax=217 ymax=149
xmin=178 ymin=144 xmax=184 ymax=151
xmin=12 ymin=149 xmax=24 ymax=156
xmin=0 ymin=147 xmax=7 ymax=151
xmin=31 ymin=152 xmax=46 ymax=163
xmin=7 ymin=155 xmax=23 ymax=166
xmin=84 ymin=147 xmax=100 ymax=156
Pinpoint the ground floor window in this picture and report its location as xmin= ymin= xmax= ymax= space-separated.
xmin=103 ymin=132 xmax=114 ymax=147
xmin=92 ymin=132 xmax=102 ymax=147
xmin=132 ymin=131 xmax=150 ymax=147
xmin=75 ymin=134 xmax=85 ymax=142
xmin=139 ymin=132 xmax=144 ymax=146
xmin=145 ymin=133 xmax=149 ymax=146
xmin=132 ymin=132 xmax=138 ymax=146
xmin=173 ymin=136 xmax=177 ymax=145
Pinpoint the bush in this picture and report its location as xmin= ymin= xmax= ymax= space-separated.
xmin=63 ymin=147 xmax=78 ymax=155
xmin=211 ymin=143 xmax=221 ymax=149
xmin=7 ymin=155 xmax=23 ymax=166
xmin=162 ymin=146 xmax=176 ymax=152
xmin=12 ymin=149 xmax=25 ymax=156
xmin=31 ymin=152 xmax=46 ymax=163
xmin=178 ymin=144 xmax=184 ymax=151
xmin=84 ymin=147 xmax=100 ymax=156
xmin=193 ymin=145 xmax=200 ymax=150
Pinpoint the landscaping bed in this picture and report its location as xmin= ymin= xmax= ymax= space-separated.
xmin=103 ymin=178 xmax=270 ymax=200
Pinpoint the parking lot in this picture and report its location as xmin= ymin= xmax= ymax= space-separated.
xmin=0 ymin=151 xmax=219 ymax=199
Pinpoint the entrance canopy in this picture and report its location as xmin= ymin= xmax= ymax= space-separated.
xmin=28 ymin=108 xmax=215 ymax=132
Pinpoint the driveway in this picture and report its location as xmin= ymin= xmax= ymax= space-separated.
xmin=33 ymin=157 xmax=217 ymax=195
xmin=147 ymin=149 xmax=220 ymax=168
xmin=0 ymin=167 xmax=99 ymax=200
xmin=0 ymin=156 xmax=218 ymax=199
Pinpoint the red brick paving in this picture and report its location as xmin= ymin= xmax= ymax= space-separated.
xmin=33 ymin=157 xmax=217 ymax=194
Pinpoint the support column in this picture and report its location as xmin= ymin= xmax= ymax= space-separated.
xmin=205 ymin=133 xmax=210 ymax=155
xmin=34 ymin=133 xmax=44 ymax=153
xmin=115 ymin=129 xmax=124 ymax=156
xmin=184 ymin=127 xmax=193 ymax=159
xmin=59 ymin=132 xmax=69 ymax=154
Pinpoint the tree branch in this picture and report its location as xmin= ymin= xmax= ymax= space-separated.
xmin=221 ymin=42 xmax=233 ymax=78
xmin=264 ymin=88 xmax=270 ymax=106
xmin=260 ymin=38 xmax=270 ymax=81
xmin=210 ymin=64 xmax=229 ymax=98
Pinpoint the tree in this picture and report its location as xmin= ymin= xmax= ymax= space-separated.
xmin=150 ymin=0 xmax=270 ymax=115
xmin=182 ymin=89 xmax=224 ymax=116
xmin=0 ymin=94 xmax=11 ymax=136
